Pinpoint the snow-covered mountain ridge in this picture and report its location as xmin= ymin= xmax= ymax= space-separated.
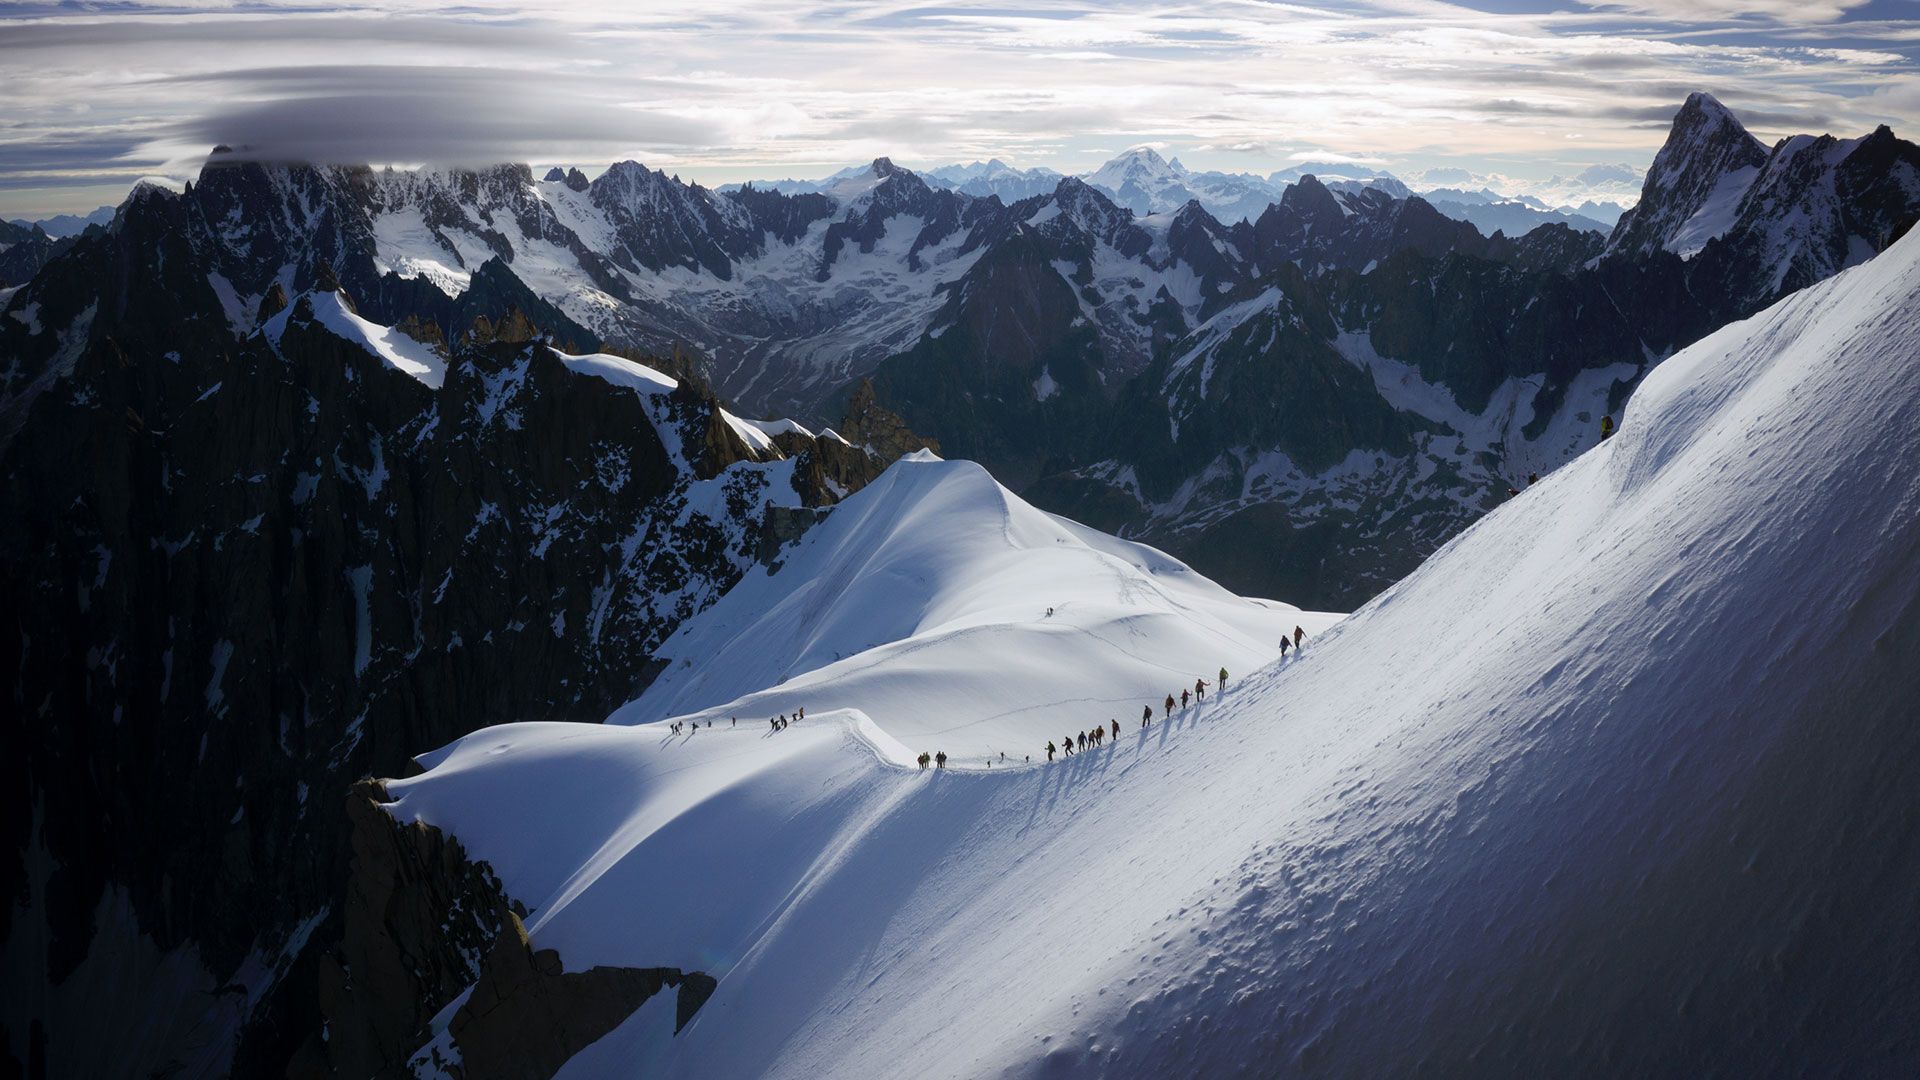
xmin=611 ymin=451 xmax=1339 ymax=760
xmin=382 ymin=218 xmax=1920 ymax=1077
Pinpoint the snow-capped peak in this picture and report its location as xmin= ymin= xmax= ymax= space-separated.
xmin=1087 ymin=145 xmax=1186 ymax=189
xmin=1605 ymin=91 xmax=1769 ymax=260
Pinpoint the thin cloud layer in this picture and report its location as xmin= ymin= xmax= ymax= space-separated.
xmin=1 ymin=0 xmax=1915 ymax=214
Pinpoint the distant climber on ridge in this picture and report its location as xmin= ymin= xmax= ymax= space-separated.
xmin=1601 ymin=414 xmax=1615 ymax=440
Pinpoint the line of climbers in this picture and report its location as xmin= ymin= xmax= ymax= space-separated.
xmin=696 ymin=628 xmax=1315 ymax=769
xmin=673 ymin=706 xmax=810 ymax=736
xmin=1041 ymin=627 xmax=1308 ymax=763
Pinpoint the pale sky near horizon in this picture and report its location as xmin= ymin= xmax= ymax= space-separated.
xmin=3 ymin=0 xmax=1917 ymax=217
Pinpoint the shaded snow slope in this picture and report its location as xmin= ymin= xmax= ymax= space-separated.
xmin=264 ymin=290 xmax=449 ymax=388
xmin=612 ymin=450 xmax=1335 ymax=762
xmin=390 ymin=230 xmax=1920 ymax=1077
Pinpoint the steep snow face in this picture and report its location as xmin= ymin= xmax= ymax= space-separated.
xmin=612 ymin=452 xmax=1333 ymax=760
xmin=390 ymin=227 xmax=1920 ymax=1075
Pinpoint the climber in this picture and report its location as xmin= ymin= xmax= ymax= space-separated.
xmin=1181 ymin=688 xmax=1190 ymax=709
xmin=1143 ymin=704 xmax=1153 ymax=727
xmin=1164 ymin=694 xmax=1175 ymax=718
xmin=1293 ymin=625 xmax=1305 ymax=648
xmin=918 ymin=751 xmax=930 ymax=770
xmin=1528 ymin=472 xmax=1539 ymax=486
xmin=1219 ymin=666 xmax=1228 ymax=691
xmin=1110 ymin=719 xmax=1119 ymax=740
xmin=935 ymin=751 xmax=947 ymax=769
xmin=1047 ymin=740 xmax=1056 ymax=762
xmin=1600 ymin=414 xmax=1615 ymax=440
xmin=1195 ymin=677 xmax=1207 ymax=701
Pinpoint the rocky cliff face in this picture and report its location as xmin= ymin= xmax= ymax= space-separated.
xmin=0 ymin=182 xmax=923 ymax=1075
xmin=287 ymin=781 xmax=716 ymax=1079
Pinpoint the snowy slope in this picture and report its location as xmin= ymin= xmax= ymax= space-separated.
xmin=263 ymin=290 xmax=449 ymax=388
xmin=611 ymin=451 xmax=1335 ymax=761
xmin=389 ymin=224 xmax=1920 ymax=1076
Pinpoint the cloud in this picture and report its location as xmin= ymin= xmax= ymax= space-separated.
xmin=0 ymin=0 xmax=1915 ymax=215
xmin=1575 ymin=0 xmax=1876 ymax=24
xmin=131 ymin=65 xmax=715 ymax=167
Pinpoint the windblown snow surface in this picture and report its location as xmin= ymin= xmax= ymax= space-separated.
xmin=386 ymin=229 xmax=1920 ymax=1077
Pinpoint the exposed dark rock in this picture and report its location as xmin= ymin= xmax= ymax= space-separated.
xmin=290 ymin=780 xmax=525 ymax=1078
xmin=258 ymin=280 xmax=291 ymax=323
xmin=448 ymin=912 xmax=713 ymax=1080
xmin=392 ymin=314 xmax=447 ymax=352
xmin=290 ymin=781 xmax=714 ymax=1080
xmin=835 ymin=378 xmax=938 ymax=462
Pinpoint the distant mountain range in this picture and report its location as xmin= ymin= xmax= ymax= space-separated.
xmin=7 ymin=204 xmax=115 ymax=239
xmin=720 ymin=147 xmax=1629 ymax=235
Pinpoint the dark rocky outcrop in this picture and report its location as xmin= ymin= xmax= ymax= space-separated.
xmin=290 ymin=781 xmax=715 ymax=1080
xmin=447 ymin=913 xmax=714 ymax=1080
xmin=294 ymin=780 xmax=527 ymax=1077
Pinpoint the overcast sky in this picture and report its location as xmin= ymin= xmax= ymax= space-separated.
xmin=3 ymin=0 xmax=1917 ymax=217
